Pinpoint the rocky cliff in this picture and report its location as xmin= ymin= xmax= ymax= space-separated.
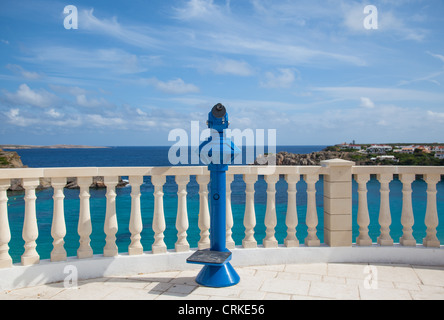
xmin=1 ymin=148 xmax=128 ymax=191
xmin=255 ymin=151 xmax=356 ymax=166
xmin=0 ymin=148 xmax=25 ymax=168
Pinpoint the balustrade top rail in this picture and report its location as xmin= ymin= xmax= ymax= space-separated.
xmin=0 ymin=161 xmax=443 ymax=274
xmin=0 ymin=164 xmax=443 ymax=178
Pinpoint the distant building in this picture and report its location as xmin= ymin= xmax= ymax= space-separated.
xmin=366 ymin=145 xmax=392 ymax=154
xmin=371 ymin=155 xmax=399 ymax=163
xmin=416 ymin=146 xmax=431 ymax=153
xmin=394 ymin=147 xmax=415 ymax=154
xmin=435 ymin=152 xmax=444 ymax=160
xmin=431 ymin=146 xmax=444 ymax=152
xmin=339 ymin=143 xmax=361 ymax=150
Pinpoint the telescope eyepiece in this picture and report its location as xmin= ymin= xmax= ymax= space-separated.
xmin=212 ymin=103 xmax=227 ymax=118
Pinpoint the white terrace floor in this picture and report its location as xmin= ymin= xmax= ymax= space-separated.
xmin=2 ymin=263 xmax=444 ymax=300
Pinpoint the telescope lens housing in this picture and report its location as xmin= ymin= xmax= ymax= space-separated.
xmin=212 ymin=103 xmax=227 ymax=118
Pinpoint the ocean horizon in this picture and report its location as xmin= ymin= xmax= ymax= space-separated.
xmin=4 ymin=146 xmax=444 ymax=263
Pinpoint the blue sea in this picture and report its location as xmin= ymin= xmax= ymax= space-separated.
xmin=5 ymin=146 xmax=444 ymax=263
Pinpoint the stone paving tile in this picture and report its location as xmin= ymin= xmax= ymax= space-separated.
xmin=309 ymin=281 xmax=360 ymax=300
xmin=285 ymin=263 xmax=328 ymax=276
xmin=261 ymin=278 xmax=310 ymax=296
xmin=358 ymin=285 xmax=413 ymax=300
xmin=413 ymin=266 xmax=444 ymax=287
xmin=3 ymin=263 xmax=444 ymax=300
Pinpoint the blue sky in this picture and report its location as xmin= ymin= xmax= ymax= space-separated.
xmin=0 ymin=0 xmax=443 ymax=146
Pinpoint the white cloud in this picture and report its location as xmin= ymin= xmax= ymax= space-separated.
xmin=86 ymin=114 xmax=126 ymax=127
xmin=144 ymin=78 xmax=200 ymax=95
xmin=173 ymin=0 xmax=227 ymax=22
xmin=427 ymin=51 xmax=444 ymax=64
xmin=26 ymin=46 xmax=150 ymax=75
xmin=4 ymin=108 xmax=35 ymax=127
xmin=314 ymin=86 xmax=444 ymax=103
xmin=360 ymin=97 xmax=375 ymax=109
xmin=211 ymin=58 xmax=254 ymax=76
xmin=46 ymin=108 xmax=63 ymax=119
xmin=427 ymin=111 xmax=444 ymax=122
xmin=4 ymin=84 xmax=58 ymax=108
xmin=49 ymin=85 xmax=88 ymax=96
xmin=171 ymin=0 xmax=367 ymax=67
xmin=76 ymin=94 xmax=112 ymax=108
xmin=261 ymin=68 xmax=297 ymax=88
xmin=6 ymin=64 xmax=42 ymax=80
xmin=341 ymin=2 xmax=427 ymax=41
xmin=81 ymin=9 xmax=160 ymax=49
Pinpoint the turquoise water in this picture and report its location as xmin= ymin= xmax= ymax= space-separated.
xmin=4 ymin=146 xmax=444 ymax=263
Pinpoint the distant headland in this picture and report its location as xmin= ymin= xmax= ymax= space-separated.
xmin=0 ymin=144 xmax=109 ymax=150
xmin=255 ymin=142 xmax=444 ymax=166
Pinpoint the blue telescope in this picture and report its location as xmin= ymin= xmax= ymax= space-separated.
xmin=187 ymin=103 xmax=241 ymax=288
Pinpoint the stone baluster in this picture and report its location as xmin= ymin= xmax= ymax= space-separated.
xmin=355 ymin=174 xmax=372 ymax=246
xmin=243 ymin=174 xmax=258 ymax=248
xmin=151 ymin=175 xmax=167 ymax=254
xmin=226 ymin=174 xmax=235 ymax=249
xmin=304 ymin=174 xmax=320 ymax=247
xmin=22 ymin=178 xmax=40 ymax=266
xmin=285 ymin=174 xmax=300 ymax=247
xmin=263 ymin=174 xmax=279 ymax=248
xmin=129 ymin=176 xmax=143 ymax=256
xmin=77 ymin=177 xmax=93 ymax=259
xmin=175 ymin=175 xmax=190 ymax=252
xmin=377 ymin=174 xmax=394 ymax=246
xmin=399 ymin=174 xmax=416 ymax=247
xmin=197 ymin=175 xmax=210 ymax=250
xmin=51 ymin=178 xmax=67 ymax=262
xmin=0 ymin=179 xmax=12 ymax=268
xmin=103 ymin=176 xmax=119 ymax=257
xmin=423 ymin=174 xmax=441 ymax=248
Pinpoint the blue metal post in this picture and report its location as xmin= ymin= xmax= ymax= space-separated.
xmin=187 ymin=103 xmax=240 ymax=288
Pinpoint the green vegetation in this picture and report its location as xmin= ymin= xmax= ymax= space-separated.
xmin=394 ymin=152 xmax=443 ymax=166
xmin=0 ymin=157 xmax=8 ymax=166
xmin=325 ymin=144 xmax=444 ymax=166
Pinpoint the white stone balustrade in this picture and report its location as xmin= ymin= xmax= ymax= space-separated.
xmin=284 ymin=174 xmax=300 ymax=247
xmin=355 ymin=173 xmax=371 ymax=246
xmin=151 ymin=175 xmax=167 ymax=254
xmin=0 ymin=164 xmax=442 ymax=286
xmin=175 ymin=175 xmax=190 ymax=252
xmin=242 ymin=173 xmax=258 ymax=249
xmin=197 ymin=175 xmax=210 ymax=250
xmin=77 ymin=177 xmax=93 ymax=259
xmin=104 ymin=176 xmax=119 ymax=257
xmin=50 ymin=177 xmax=67 ymax=262
xmin=226 ymin=174 xmax=235 ymax=249
xmin=0 ymin=179 xmax=12 ymax=268
xmin=129 ymin=176 xmax=144 ymax=256
xmin=400 ymin=174 xmax=416 ymax=247
xmin=22 ymin=178 xmax=40 ymax=266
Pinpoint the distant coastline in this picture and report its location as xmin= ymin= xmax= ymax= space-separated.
xmin=1 ymin=144 xmax=109 ymax=150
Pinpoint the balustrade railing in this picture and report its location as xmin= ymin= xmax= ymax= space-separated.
xmin=0 ymin=161 xmax=443 ymax=272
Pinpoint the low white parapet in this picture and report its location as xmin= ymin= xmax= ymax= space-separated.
xmin=0 ymin=163 xmax=443 ymax=290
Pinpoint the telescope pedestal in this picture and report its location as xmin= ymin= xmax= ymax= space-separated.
xmin=188 ymin=103 xmax=241 ymax=288
xmin=187 ymin=250 xmax=240 ymax=288
xmin=195 ymin=263 xmax=240 ymax=288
